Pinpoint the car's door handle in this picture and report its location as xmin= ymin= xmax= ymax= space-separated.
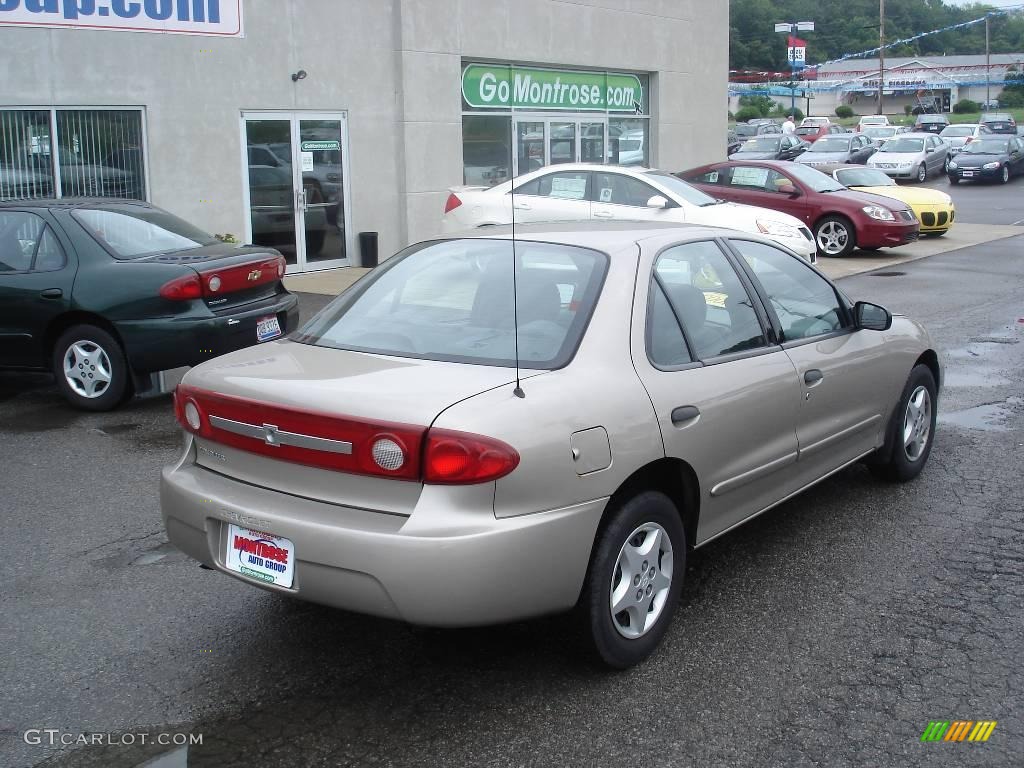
xmin=513 ymin=202 xmax=531 ymax=210
xmin=39 ymin=288 xmax=63 ymax=299
xmin=671 ymin=405 xmax=700 ymax=426
xmin=804 ymin=369 xmax=824 ymax=385
xmin=593 ymin=210 xmax=613 ymax=219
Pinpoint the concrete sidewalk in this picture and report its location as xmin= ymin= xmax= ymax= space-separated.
xmin=284 ymin=222 xmax=1021 ymax=296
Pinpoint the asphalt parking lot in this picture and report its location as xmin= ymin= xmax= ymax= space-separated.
xmin=1 ymin=178 xmax=1022 ymax=768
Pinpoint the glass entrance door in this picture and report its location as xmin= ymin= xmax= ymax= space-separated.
xmin=243 ymin=112 xmax=350 ymax=273
xmin=512 ymin=118 xmax=607 ymax=176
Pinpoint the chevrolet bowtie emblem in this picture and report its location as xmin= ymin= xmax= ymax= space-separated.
xmin=247 ymin=269 xmax=262 ymax=282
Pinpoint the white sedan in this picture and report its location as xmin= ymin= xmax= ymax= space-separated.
xmin=442 ymin=163 xmax=818 ymax=262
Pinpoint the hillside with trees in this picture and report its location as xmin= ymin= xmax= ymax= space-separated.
xmin=730 ymin=0 xmax=1024 ymax=72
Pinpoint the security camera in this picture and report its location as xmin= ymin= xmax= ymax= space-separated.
xmin=291 ymin=70 xmax=307 ymax=82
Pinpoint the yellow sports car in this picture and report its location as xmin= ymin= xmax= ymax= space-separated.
xmin=828 ymin=165 xmax=955 ymax=235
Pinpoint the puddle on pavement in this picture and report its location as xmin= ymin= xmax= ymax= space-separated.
xmin=939 ymin=397 xmax=1023 ymax=432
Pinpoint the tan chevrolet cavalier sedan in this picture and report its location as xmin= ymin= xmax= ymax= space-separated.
xmin=162 ymin=223 xmax=939 ymax=668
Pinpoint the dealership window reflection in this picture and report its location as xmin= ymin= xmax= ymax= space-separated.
xmin=0 ymin=108 xmax=146 ymax=201
xmin=463 ymin=116 xmax=512 ymax=186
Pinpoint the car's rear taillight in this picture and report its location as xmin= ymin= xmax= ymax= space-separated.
xmin=176 ymin=386 xmax=519 ymax=484
xmin=444 ymin=193 xmax=462 ymax=214
xmin=160 ymin=273 xmax=203 ymax=301
xmin=423 ymin=429 xmax=519 ymax=484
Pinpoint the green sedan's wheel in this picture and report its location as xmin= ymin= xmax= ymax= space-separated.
xmin=869 ymin=364 xmax=938 ymax=483
xmin=580 ymin=491 xmax=686 ymax=669
xmin=52 ymin=325 xmax=129 ymax=412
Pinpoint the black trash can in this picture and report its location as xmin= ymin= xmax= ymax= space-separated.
xmin=358 ymin=231 xmax=379 ymax=268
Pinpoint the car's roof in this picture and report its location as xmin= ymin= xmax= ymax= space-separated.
xmin=0 ymin=197 xmax=153 ymax=209
xmin=915 ymin=115 xmax=948 ymax=121
xmin=436 ymin=221 xmax=733 ymax=250
xmin=981 ymin=113 xmax=1013 ymax=120
xmin=889 ymin=132 xmax=932 ymax=138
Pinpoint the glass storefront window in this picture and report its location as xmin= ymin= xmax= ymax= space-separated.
xmin=462 ymin=116 xmax=512 ymax=186
xmin=0 ymin=108 xmax=146 ymax=201
xmin=609 ymin=118 xmax=649 ymax=167
xmin=461 ymin=64 xmax=651 ymax=176
xmin=0 ymin=110 xmax=53 ymax=200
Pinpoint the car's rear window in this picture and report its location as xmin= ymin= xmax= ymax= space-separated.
xmin=809 ymin=137 xmax=852 ymax=152
xmin=73 ymin=207 xmax=218 ymax=259
xmin=294 ymin=238 xmax=608 ymax=369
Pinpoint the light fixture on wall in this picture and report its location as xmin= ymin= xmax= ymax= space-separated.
xmin=291 ymin=70 xmax=308 ymax=83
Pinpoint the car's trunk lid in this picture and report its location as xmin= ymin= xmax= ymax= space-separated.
xmin=141 ymin=243 xmax=286 ymax=311
xmin=181 ymin=339 xmax=524 ymax=513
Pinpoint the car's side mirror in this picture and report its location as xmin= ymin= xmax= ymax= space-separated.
xmin=855 ymin=301 xmax=892 ymax=331
xmin=646 ymin=195 xmax=671 ymax=209
xmin=776 ymin=183 xmax=799 ymax=197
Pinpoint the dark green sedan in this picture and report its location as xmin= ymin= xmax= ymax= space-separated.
xmin=0 ymin=199 xmax=298 ymax=411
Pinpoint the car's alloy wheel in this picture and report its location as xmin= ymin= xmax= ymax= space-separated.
xmin=580 ymin=491 xmax=686 ymax=668
xmin=868 ymin=364 xmax=937 ymax=482
xmin=917 ymin=163 xmax=927 ymax=183
xmin=902 ymin=385 xmax=932 ymax=462
xmin=943 ymin=156 xmax=950 ymax=173
xmin=1001 ymin=165 xmax=1010 ymax=184
xmin=52 ymin=325 xmax=129 ymax=411
xmin=814 ymin=217 xmax=855 ymax=257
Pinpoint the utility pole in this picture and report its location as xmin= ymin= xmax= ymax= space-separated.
xmin=877 ymin=0 xmax=885 ymax=116
xmin=985 ymin=13 xmax=991 ymax=108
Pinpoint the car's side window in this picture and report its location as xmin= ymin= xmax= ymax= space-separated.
xmin=0 ymin=211 xmax=46 ymax=273
xmin=688 ymin=168 xmax=728 ymax=185
xmin=647 ymin=281 xmax=693 ymax=367
xmin=652 ymin=240 xmax=769 ymax=361
xmin=514 ymin=171 xmax=589 ymax=201
xmin=593 ymin=172 xmax=660 ymax=207
xmin=731 ymin=239 xmax=847 ymax=341
xmin=726 ymin=165 xmax=771 ymax=191
xmin=33 ymin=226 xmax=68 ymax=272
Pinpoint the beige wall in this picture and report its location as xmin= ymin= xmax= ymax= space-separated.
xmin=1 ymin=0 xmax=728 ymax=264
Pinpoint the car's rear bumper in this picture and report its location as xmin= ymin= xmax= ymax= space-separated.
xmin=118 ymin=292 xmax=299 ymax=374
xmin=161 ymin=449 xmax=606 ymax=627
xmin=857 ymin=220 xmax=920 ymax=248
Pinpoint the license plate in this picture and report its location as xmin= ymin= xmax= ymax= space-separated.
xmin=256 ymin=315 xmax=282 ymax=342
xmin=225 ymin=524 xmax=295 ymax=588
xmin=962 ymin=171 xmax=974 ymax=177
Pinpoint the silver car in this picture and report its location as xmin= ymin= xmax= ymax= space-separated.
xmin=162 ymin=223 xmax=940 ymax=668
xmin=939 ymin=124 xmax=992 ymax=154
xmin=867 ymin=133 xmax=950 ymax=182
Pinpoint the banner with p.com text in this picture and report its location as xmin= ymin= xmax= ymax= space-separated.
xmin=0 ymin=0 xmax=243 ymax=37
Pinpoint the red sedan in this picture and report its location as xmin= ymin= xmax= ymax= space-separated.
xmin=794 ymin=123 xmax=846 ymax=144
xmin=677 ymin=160 xmax=920 ymax=258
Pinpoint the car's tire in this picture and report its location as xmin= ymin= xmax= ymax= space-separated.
xmin=814 ymin=215 xmax=857 ymax=258
xmin=948 ymin=176 xmax=960 ymax=185
xmin=868 ymin=364 xmax=938 ymax=483
xmin=943 ymin=156 xmax=950 ymax=173
xmin=580 ymin=491 xmax=686 ymax=669
xmin=1000 ymin=165 xmax=1010 ymax=184
xmin=52 ymin=324 xmax=130 ymax=412
xmin=916 ymin=163 xmax=927 ymax=183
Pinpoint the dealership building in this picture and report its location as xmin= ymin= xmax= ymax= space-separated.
xmin=0 ymin=0 xmax=727 ymax=272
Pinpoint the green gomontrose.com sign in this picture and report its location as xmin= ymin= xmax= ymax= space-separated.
xmin=301 ymin=141 xmax=340 ymax=151
xmin=462 ymin=64 xmax=643 ymax=113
